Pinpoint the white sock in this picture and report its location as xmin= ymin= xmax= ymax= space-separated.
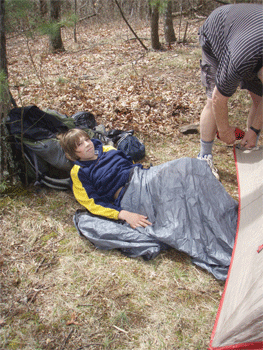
xmin=200 ymin=139 xmax=214 ymax=157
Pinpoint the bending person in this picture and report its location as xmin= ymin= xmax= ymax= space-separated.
xmin=198 ymin=4 xmax=263 ymax=177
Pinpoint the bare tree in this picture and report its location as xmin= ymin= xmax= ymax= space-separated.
xmin=49 ymin=0 xmax=65 ymax=52
xmin=164 ymin=0 xmax=176 ymax=45
xmin=150 ymin=1 xmax=161 ymax=50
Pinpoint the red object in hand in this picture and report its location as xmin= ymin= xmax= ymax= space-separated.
xmin=235 ymin=127 xmax=245 ymax=140
xmin=217 ymin=128 xmax=245 ymax=140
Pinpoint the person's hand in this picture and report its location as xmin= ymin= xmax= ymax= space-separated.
xmin=118 ymin=210 xmax=152 ymax=229
xmin=239 ymin=128 xmax=258 ymax=149
xmin=217 ymin=126 xmax=236 ymax=145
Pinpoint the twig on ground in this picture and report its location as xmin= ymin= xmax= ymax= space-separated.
xmin=76 ymin=345 xmax=104 ymax=349
xmin=27 ymin=285 xmax=50 ymax=306
xmin=60 ymin=329 xmax=74 ymax=350
xmin=113 ymin=325 xmax=128 ymax=334
xmin=35 ymin=257 xmax=46 ymax=273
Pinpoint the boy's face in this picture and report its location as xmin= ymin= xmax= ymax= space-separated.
xmin=75 ymin=136 xmax=97 ymax=161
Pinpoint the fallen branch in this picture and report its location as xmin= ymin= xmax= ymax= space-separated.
xmin=114 ymin=0 xmax=148 ymax=51
xmin=79 ymin=13 xmax=97 ymax=22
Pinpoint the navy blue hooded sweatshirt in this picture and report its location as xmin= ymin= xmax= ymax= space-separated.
xmin=70 ymin=139 xmax=143 ymax=220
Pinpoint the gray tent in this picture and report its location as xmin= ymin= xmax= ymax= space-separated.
xmin=209 ymin=146 xmax=263 ymax=349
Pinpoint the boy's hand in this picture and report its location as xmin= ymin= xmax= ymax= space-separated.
xmin=118 ymin=210 xmax=152 ymax=229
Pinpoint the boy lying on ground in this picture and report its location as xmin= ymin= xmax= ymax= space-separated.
xmin=58 ymin=129 xmax=238 ymax=280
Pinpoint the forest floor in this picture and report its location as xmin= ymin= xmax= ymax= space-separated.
xmin=1 ymin=17 xmax=259 ymax=350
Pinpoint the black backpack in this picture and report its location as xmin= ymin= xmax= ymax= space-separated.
xmin=6 ymin=105 xmax=146 ymax=190
xmin=107 ymin=129 xmax=145 ymax=162
xmin=6 ymin=106 xmax=86 ymax=190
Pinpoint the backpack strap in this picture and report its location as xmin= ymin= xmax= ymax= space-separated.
xmin=32 ymin=152 xmax=41 ymax=186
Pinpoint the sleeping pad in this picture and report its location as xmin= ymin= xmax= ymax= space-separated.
xmin=73 ymin=157 xmax=238 ymax=280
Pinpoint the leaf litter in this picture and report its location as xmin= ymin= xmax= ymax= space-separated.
xmin=1 ymin=19 xmax=260 ymax=349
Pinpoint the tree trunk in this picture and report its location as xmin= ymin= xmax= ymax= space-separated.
xmin=49 ymin=0 xmax=65 ymax=53
xmin=0 ymin=0 xmax=7 ymax=78
xmin=150 ymin=2 xmax=161 ymax=50
xmin=74 ymin=0 xmax=77 ymax=42
xmin=0 ymin=0 xmax=16 ymax=185
xmin=164 ymin=0 xmax=176 ymax=44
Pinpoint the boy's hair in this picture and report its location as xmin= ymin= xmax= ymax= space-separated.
xmin=57 ymin=128 xmax=90 ymax=161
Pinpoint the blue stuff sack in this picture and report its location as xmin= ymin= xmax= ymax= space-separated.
xmin=117 ymin=133 xmax=145 ymax=162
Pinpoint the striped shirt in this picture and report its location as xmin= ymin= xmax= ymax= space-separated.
xmin=199 ymin=4 xmax=263 ymax=97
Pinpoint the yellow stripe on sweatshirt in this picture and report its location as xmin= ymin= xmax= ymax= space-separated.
xmin=103 ymin=145 xmax=116 ymax=152
xmin=71 ymin=165 xmax=119 ymax=220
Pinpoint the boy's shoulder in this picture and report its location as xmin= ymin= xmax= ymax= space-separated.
xmin=102 ymin=144 xmax=117 ymax=152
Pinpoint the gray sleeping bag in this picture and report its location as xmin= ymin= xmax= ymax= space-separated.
xmin=73 ymin=158 xmax=238 ymax=280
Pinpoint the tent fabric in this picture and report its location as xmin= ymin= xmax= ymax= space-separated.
xmin=74 ymin=157 xmax=238 ymax=280
xmin=209 ymin=146 xmax=263 ymax=350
